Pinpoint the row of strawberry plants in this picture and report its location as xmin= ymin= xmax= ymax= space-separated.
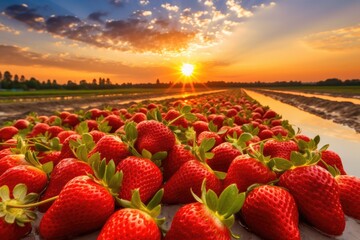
xmin=0 ymin=89 xmax=358 ymax=239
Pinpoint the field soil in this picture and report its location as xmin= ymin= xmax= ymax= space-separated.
xmin=250 ymin=89 xmax=360 ymax=133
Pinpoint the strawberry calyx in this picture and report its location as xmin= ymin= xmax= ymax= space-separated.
xmin=226 ymin=132 xmax=253 ymax=154
xmin=90 ymin=158 xmax=123 ymax=197
xmin=0 ymin=184 xmax=38 ymax=227
xmin=24 ymin=151 xmax=53 ymax=175
xmin=122 ymin=122 xmax=168 ymax=166
xmin=268 ymin=150 xmax=321 ymax=173
xmin=117 ymin=188 xmax=165 ymax=228
xmin=191 ymin=180 xmax=245 ymax=239
xmin=69 ymin=133 xmax=96 ymax=164
xmin=166 ymin=105 xmax=197 ymax=127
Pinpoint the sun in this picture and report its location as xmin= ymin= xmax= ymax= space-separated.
xmin=181 ymin=63 xmax=195 ymax=77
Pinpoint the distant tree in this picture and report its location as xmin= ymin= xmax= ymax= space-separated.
xmin=3 ymin=71 xmax=12 ymax=81
xmin=20 ymin=75 xmax=25 ymax=82
xmin=156 ymin=78 xmax=160 ymax=84
xmin=106 ymin=78 xmax=111 ymax=85
xmin=0 ymin=71 xmax=2 ymax=80
xmin=27 ymin=77 xmax=40 ymax=89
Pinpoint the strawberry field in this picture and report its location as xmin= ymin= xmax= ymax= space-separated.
xmin=0 ymin=89 xmax=359 ymax=240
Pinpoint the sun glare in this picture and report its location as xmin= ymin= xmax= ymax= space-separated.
xmin=181 ymin=63 xmax=195 ymax=77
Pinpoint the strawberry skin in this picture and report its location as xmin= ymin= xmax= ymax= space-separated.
xmin=279 ymin=165 xmax=345 ymax=236
xmin=0 ymin=126 xmax=18 ymax=142
xmin=206 ymin=142 xmax=241 ymax=172
xmin=38 ymin=158 xmax=94 ymax=213
xmin=163 ymin=160 xmax=222 ymax=204
xmin=241 ymin=185 xmax=300 ymax=240
xmin=116 ymin=156 xmax=162 ymax=203
xmin=335 ymin=174 xmax=360 ymax=220
xmin=197 ymin=131 xmax=223 ymax=149
xmin=88 ymin=135 xmax=129 ymax=165
xmin=39 ymin=175 xmax=115 ymax=239
xmin=98 ymin=208 xmax=161 ymax=240
xmin=164 ymin=202 xmax=231 ymax=240
xmin=263 ymin=139 xmax=299 ymax=160
xmin=162 ymin=144 xmax=196 ymax=181
xmin=135 ymin=120 xmax=176 ymax=154
xmin=0 ymin=154 xmax=28 ymax=175
xmin=0 ymin=165 xmax=47 ymax=194
xmin=318 ymin=150 xmax=346 ymax=175
xmin=0 ymin=218 xmax=32 ymax=240
xmin=223 ymin=155 xmax=277 ymax=192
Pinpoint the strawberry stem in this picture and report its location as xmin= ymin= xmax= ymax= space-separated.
xmin=6 ymin=196 xmax=59 ymax=208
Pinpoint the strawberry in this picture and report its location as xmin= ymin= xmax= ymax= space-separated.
xmin=57 ymin=130 xmax=76 ymax=143
xmin=223 ymin=154 xmax=277 ymax=192
xmin=46 ymin=126 xmax=63 ymax=138
xmin=192 ymin=121 xmax=209 ymax=136
xmin=13 ymin=119 xmax=30 ymax=130
xmin=0 ymin=164 xmax=48 ymax=195
xmin=28 ymin=123 xmax=49 ymax=137
xmin=278 ymin=159 xmax=345 ymax=236
xmin=39 ymin=159 xmax=121 ymax=239
xmin=38 ymin=151 xmax=61 ymax=166
xmin=38 ymin=157 xmax=94 ymax=213
xmin=263 ymin=138 xmax=299 ymax=160
xmin=0 ymin=154 xmax=28 ymax=175
xmin=163 ymin=159 xmax=222 ymax=204
xmin=206 ymin=142 xmax=242 ymax=172
xmin=88 ymin=135 xmax=129 ymax=165
xmin=0 ymin=139 xmax=17 ymax=150
xmin=116 ymin=156 xmax=162 ymax=203
xmin=88 ymin=130 xmax=106 ymax=143
xmin=130 ymin=112 xmax=147 ymax=123
xmin=318 ymin=150 xmax=346 ymax=175
xmin=162 ymin=144 xmax=196 ymax=181
xmin=0 ymin=184 xmax=39 ymax=240
xmin=0 ymin=148 xmax=12 ymax=159
xmin=57 ymin=133 xmax=81 ymax=160
xmin=62 ymin=113 xmax=80 ymax=127
xmin=135 ymin=120 xmax=176 ymax=155
xmin=197 ymin=131 xmax=222 ymax=150
xmin=101 ymin=114 xmax=124 ymax=133
xmin=335 ymin=174 xmax=360 ymax=220
xmin=0 ymin=127 xmax=18 ymax=142
xmin=241 ymin=185 xmax=300 ymax=240
xmin=164 ymin=109 xmax=188 ymax=128
xmin=165 ymin=182 xmax=244 ymax=240
xmin=98 ymin=189 xmax=164 ymax=240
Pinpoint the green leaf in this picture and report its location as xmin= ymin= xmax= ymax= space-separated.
xmin=0 ymin=185 xmax=10 ymax=201
xmin=214 ymin=170 xmax=226 ymax=180
xmin=201 ymin=138 xmax=215 ymax=152
xmin=42 ymin=161 xmax=53 ymax=175
xmin=226 ymin=192 xmax=245 ymax=217
xmin=314 ymin=135 xmax=320 ymax=145
xmin=273 ymin=158 xmax=293 ymax=171
xmin=142 ymin=149 xmax=152 ymax=159
xmin=239 ymin=132 xmax=253 ymax=143
xmin=5 ymin=213 xmax=16 ymax=224
xmin=205 ymin=152 xmax=214 ymax=159
xmin=184 ymin=113 xmax=197 ymax=122
xmin=151 ymin=151 xmax=167 ymax=161
xmin=205 ymin=190 xmax=218 ymax=212
xmin=147 ymin=189 xmax=164 ymax=210
xmin=181 ymin=105 xmax=192 ymax=114
xmin=217 ymin=184 xmax=238 ymax=215
xmin=290 ymin=152 xmax=306 ymax=166
xmin=208 ymin=121 xmax=218 ymax=132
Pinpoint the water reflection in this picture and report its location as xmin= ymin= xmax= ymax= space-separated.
xmin=245 ymin=90 xmax=360 ymax=177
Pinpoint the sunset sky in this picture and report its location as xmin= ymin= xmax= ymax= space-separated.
xmin=0 ymin=0 xmax=359 ymax=84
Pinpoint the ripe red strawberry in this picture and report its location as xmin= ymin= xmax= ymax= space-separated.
xmin=38 ymin=151 xmax=61 ymax=166
xmin=38 ymin=158 xmax=94 ymax=213
xmin=88 ymin=135 xmax=129 ymax=165
xmin=163 ymin=160 xmax=222 ymax=204
xmin=62 ymin=113 xmax=80 ymax=127
xmin=98 ymin=189 xmax=164 ymax=240
xmin=102 ymin=114 xmax=124 ymax=133
xmin=0 ymin=148 xmax=12 ymax=159
xmin=241 ymin=185 xmax=300 ymax=240
xmin=130 ymin=112 xmax=147 ymax=123
xmin=0 ymin=139 xmax=17 ymax=150
xmin=135 ymin=120 xmax=176 ymax=154
xmin=13 ymin=119 xmax=30 ymax=130
xmin=0 ymin=154 xmax=28 ymax=175
xmin=57 ymin=134 xmax=81 ymax=160
xmin=263 ymin=139 xmax=299 ymax=160
xmin=57 ymin=130 xmax=76 ymax=143
xmin=279 ymin=164 xmax=345 ymax=235
xmin=39 ymin=160 xmax=121 ymax=239
xmin=206 ymin=142 xmax=241 ymax=172
xmin=0 ymin=165 xmax=48 ymax=194
xmin=82 ymin=119 xmax=98 ymax=131
xmin=88 ymin=130 xmax=106 ymax=143
xmin=263 ymin=109 xmax=277 ymax=119
xmin=223 ymin=155 xmax=277 ymax=192
xmin=0 ymin=218 xmax=32 ymax=240
xmin=28 ymin=123 xmax=49 ymax=137
xmin=162 ymin=144 xmax=196 ymax=181
xmin=165 ymin=182 xmax=244 ymax=240
xmin=335 ymin=174 xmax=360 ymax=220
xmin=318 ymin=150 xmax=346 ymax=175
xmin=0 ymin=126 xmax=18 ymax=142
xmin=46 ymin=126 xmax=64 ymax=138
xmin=192 ymin=121 xmax=209 ymax=136
xmin=197 ymin=131 xmax=222 ymax=149
xmin=116 ymin=156 xmax=162 ymax=203
xmin=164 ymin=109 xmax=188 ymax=128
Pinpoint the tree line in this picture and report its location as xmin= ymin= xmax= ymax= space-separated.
xmin=0 ymin=70 xmax=359 ymax=91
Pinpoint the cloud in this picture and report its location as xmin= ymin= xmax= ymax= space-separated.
xmin=304 ymin=24 xmax=360 ymax=51
xmin=2 ymin=1 xmax=271 ymax=53
xmin=0 ymin=44 xmax=168 ymax=78
xmin=0 ymin=23 xmax=20 ymax=35
xmin=88 ymin=11 xmax=108 ymax=23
